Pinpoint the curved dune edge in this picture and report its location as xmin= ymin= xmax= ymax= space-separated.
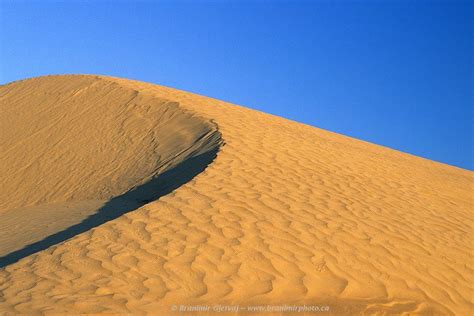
xmin=0 ymin=75 xmax=222 ymax=263
xmin=0 ymin=75 xmax=472 ymax=315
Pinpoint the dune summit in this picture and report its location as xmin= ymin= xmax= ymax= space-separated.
xmin=0 ymin=75 xmax=472 ymax=315
xmin=0 ymin=76 xmax=221 ymax=263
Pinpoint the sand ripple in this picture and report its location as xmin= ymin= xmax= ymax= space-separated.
xmin=0 ymin=75 xmax=472 ymax=315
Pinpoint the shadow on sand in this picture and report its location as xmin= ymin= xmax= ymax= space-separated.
xmin=0 ymin=147 xmax=219 ymax=268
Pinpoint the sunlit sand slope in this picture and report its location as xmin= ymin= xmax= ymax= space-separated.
xmin=0 ymin=75 xmax=472 ymax=315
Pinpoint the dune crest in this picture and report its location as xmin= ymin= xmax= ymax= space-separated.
xmin=0 ymin=76 xmax=221 ymax=262
xmin=0 ymin=75 xmax=472 ymax=315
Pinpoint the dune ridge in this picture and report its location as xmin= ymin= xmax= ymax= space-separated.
xmin=0 ymin=76 xmax=221 ymax=261
xmin=0 ymin=75 xmax=472 ymax=315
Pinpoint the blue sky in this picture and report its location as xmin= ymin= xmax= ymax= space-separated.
xmin=1 ymin=0 xmax=472 ymax=170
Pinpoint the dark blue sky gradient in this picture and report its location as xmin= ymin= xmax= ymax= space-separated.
xmin=1 ymin=0 xmax=472 ymax=169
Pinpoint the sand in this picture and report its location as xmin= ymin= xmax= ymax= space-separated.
xmin=0 ymin=75 xmax=472 ymax=315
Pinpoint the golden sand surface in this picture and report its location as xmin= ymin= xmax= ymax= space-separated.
xmin=0 ymin=75 xmax=472 ymax=315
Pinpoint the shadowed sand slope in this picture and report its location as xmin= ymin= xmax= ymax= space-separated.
xmin=0 ymin=75 xmax=472 ymax=315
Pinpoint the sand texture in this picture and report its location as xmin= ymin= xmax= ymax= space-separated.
xmin=0 ymin=75 xmax=472 ymax=315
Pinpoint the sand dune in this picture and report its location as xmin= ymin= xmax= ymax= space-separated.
xmin=0 ymin=75 xmax=472 ymax=315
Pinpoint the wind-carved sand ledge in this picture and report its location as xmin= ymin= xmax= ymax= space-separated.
xmin=0 ymin=75 xmax=472 ymax=315
xmin=0 ymin=75 xmax=223 ymax=265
